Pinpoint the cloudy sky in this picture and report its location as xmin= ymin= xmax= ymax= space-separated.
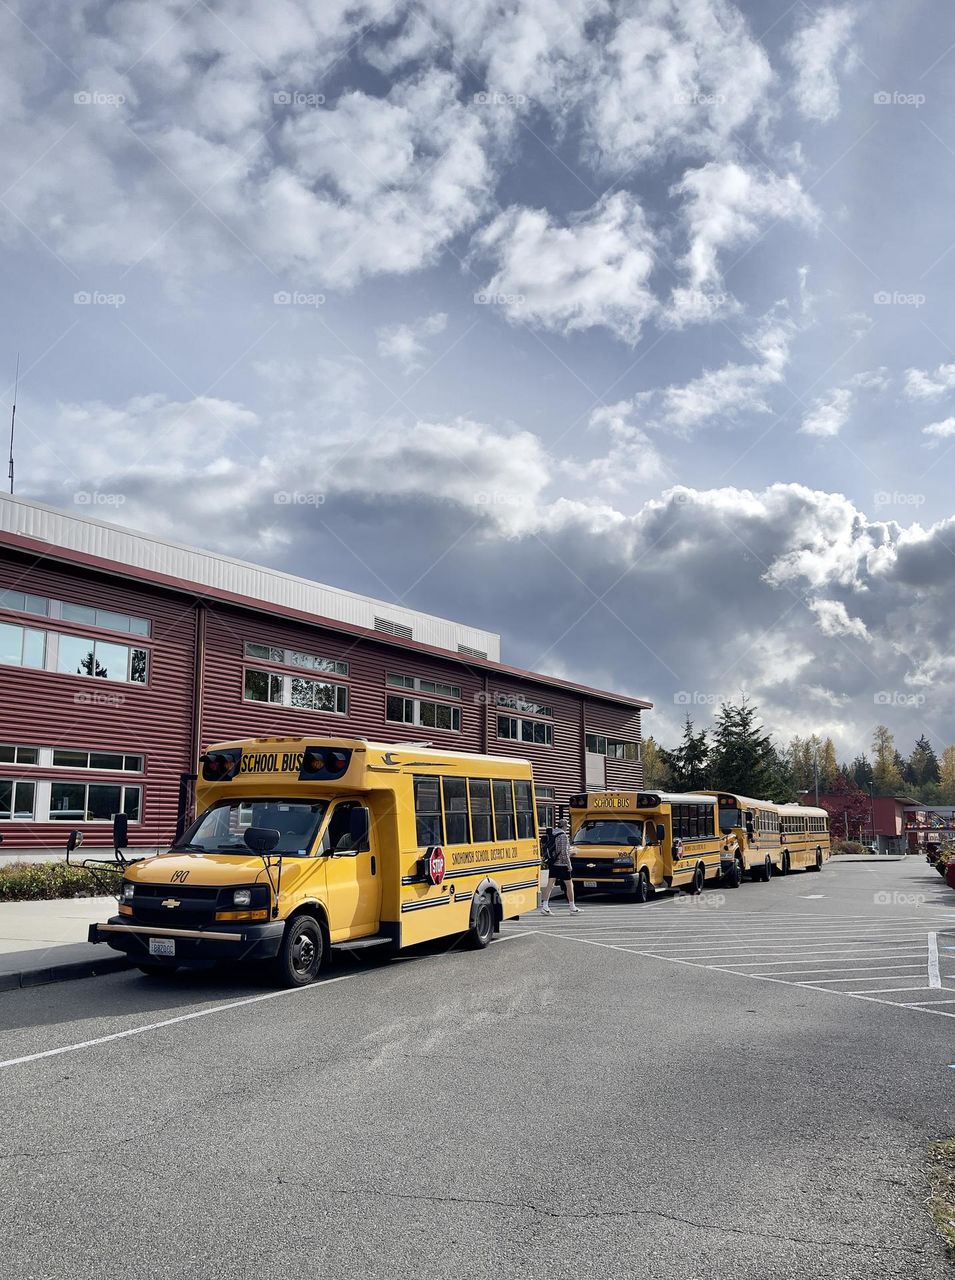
xmin=3 ymin=0 xmax=955 ymax=758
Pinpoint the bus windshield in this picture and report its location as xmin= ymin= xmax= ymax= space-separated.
xmin=175 ymin=798 xmax=329 ymax=857
xmin=718 ymin=806 xmax=741 ymax=833
xmin=573 ymin=819 xmax=645 ymax=847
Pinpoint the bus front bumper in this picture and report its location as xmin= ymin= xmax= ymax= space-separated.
xmin=571 ymin=873 xmax=639 ymax=895
xmin=88 ymin=917 xmax=286 ymax=966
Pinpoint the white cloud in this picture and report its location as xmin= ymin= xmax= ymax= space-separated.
xmin=474 ymin=192 xmax=657 ymax=343
xmin=673 ymin=162 xmax=818 ymax=290
xmin=581 ymin=0 xmax=773 ymax=172
xmin=923 ymin=417 xmax=955 ymax=443
xmin=904 ymin=363 xmax=955 ymax=401
xmin=800 ymin=387 xmax=853 ymax=437
xmin=376 ymin=312 xmax=448 ymax=373
xmin=786 ymin=6 xmax=858 ymax=123
xmin=809 ymin=597 xmax=869 ymax=640
xmin=849 ymin=367 xmax=890 ymax=392
xmin=656 ymin=310 xmax=794 ymax=431
xmin=574 ymin=401 xmax=669 ymax=492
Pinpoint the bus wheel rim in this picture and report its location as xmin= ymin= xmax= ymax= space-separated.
xmin=293 ymin=928 xmax=316 ymax=974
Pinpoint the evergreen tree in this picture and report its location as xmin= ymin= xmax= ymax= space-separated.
xmin=907 ymin=735 xmax=941 ymax=790
xmin=872 ymin=725 xmax=905 ymax=795
xmin=708 ymin=699 xmax=780 ymax=797
xmin=641 ymin=736 xmax=672 ymax=789
xmin=662 ymin=716 xmax=710 ymax=791
xmin=818 ymin=737 xmax=839 ymax=791
xmin=851 ymin=754 xmax=873 ymax=789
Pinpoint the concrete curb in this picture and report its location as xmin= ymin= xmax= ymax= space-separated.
xmin=0 ymin=953 xmax=133 ymax=992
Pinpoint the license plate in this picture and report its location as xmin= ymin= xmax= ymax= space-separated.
xmin=583 ymin=880 xmax=598 ymax=889
xmin=148 ymin=938 xmax=175 ymax=957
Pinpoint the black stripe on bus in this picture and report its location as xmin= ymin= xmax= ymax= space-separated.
xmin=502 ymin=879 xmax=541 ymax=893
xmin=400 ymin=896 xmax=453 ymax=913
xmin=401 ymin=858 xmax=542 ymax=886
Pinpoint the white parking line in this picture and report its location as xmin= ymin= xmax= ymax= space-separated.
xmin=928 ymin=933 xmax=941 ymax=988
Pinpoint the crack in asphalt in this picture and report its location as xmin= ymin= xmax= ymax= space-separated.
xmin=274 ymin=1181 xmax=930 ymax=1257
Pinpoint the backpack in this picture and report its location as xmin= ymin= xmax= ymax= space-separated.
xmin=541 ymin=830 xmax=557 ymax=865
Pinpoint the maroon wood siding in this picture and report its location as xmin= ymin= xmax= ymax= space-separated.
xmin=0 ymin=547 xmax=650 ymax=850
xmin=0 ymin=553 xmax=196 ymax=849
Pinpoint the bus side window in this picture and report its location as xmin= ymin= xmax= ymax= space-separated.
xmin=492 ymin=779 xmax=516 ymax=841
xmin=469 ymin=779 xmax=493 ymax=842
xmin=443 ymin=777 xmax=470 ymax=845
xmin=413 ymin=777 xmax=443 ymax=847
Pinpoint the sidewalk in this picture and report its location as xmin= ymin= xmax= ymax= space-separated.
xmin=0 ymin=896 xmax=130 ymax=991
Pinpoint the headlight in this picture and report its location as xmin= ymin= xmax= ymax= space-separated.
xmin=613 ymin=856 xmax=635 ymax=869
xmin=233 ymin=888 xmax=252 ymax=907
xmin=121 ymin=883 xmax=135 ymax=901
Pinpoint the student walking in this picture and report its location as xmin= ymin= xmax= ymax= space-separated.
xmin=540 ymin=821 xmax=582 ymax=914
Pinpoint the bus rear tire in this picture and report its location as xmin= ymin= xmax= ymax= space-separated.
xmin=275 ymin=914 xmax=324 ymax=987
xmin=809 ymin=847 xmax=823 ymax=872
xmin=467 ymin=895 xmax=495 ymax=949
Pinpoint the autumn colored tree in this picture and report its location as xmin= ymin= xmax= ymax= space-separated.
xmin=819 ymin=772 xmax=872 ymax=842
xmin=641 ymin=736 xmax=672 ymax=789
xmin=872 ymin=725 xmax=905 ymax=795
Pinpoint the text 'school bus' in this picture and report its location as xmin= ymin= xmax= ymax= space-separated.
xmin=705 ymin=793 xmax=831 ymax=881
xmin=567 ymin=790 xmax=726 ymax=902
xmin=90 ymin=737 xmax=540 ymax=986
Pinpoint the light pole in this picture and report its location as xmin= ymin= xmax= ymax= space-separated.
xmin=868 ymin=782 xmax=876 ymax=853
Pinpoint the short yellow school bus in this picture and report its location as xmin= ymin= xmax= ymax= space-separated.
xmin=706 ymin=792 xmax=830 ymax=880
xmin=568 ymin=790 xmax=726 ymax=902
xmin=90 ymin=736 xmax=540 ymax=985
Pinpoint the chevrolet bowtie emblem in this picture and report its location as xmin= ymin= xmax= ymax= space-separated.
xmin=162 ymin=898 xmax=181 ymax=909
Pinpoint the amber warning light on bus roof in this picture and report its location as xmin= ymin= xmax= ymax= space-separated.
xmin=299 ymin=745 xmax=352 ymax=781
xmin=200 ymin=748 xmax=242 ymax=782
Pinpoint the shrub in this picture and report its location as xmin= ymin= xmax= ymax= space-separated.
xmin=0 ymin=860 xmax=121 ymax=902
xmin=832 ymin=839 xmax=865 ymax=856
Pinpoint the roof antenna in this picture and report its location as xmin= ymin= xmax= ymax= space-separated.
xmin=7 ymin=353 xmax=18 ymax=495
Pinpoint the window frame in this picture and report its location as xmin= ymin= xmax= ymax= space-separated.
xmin=386 ymin=693 xmax=461 ymax=733
xmin=48 ymin=780 xmax=142 ymax=823
xmin=0 ymin=778 xmax=37 ymax=820
xmin=244 ymin=667 xmax=348 ymax=715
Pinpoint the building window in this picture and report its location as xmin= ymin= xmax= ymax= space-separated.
xmin=51 ymin=750 xmax=144 ymax=772
xmin=495 ymin=693 xmax=553 ymax=717
xmin=0 ymin=621 xmax=46 ymax=669
xmin=413 ymin=776 xmax=443 ymax=846
xmin=387 ymin=673 xmax=461 ymax=700
xmin=244 ymin=642 xmax=348 ymax=676
xmin=0 ymin=591 xmax=149 ymax=635
xmin=497 ymin=715 xmax=553 ymax=746
xmin=244 ymin=668 xmax=347 ymax=714
xmin=0 ymin=779 xmax=36 ymax=820
xmin=0 ymin=744 xmax=39 ymax=765
xmin=469 ymin=778 xmax=493 ymax=842
xmin=442 ymin=777 xmax=471 ymax=845
xmin=536 ymin=786 xmax=556 ymax=831
xmin=387 ymin=694 xmax=460 ymax=732
xmin=55 ymin=633 xmax=148 ymax=683
xmin=585 ymin=734 xmax=640 ymax=761
xmin=49 ymin=782 xmax=142 ymax=822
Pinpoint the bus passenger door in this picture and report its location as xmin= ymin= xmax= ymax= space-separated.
xmin=319 ymin=801 xmax=382 ymax=940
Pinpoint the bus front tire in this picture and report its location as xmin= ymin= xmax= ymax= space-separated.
xmin=275 ymin=914 xmax=324 ymax=987
xmin=467 ymin=895 xmax=495 ymax=950
xmin=757 ymin=855 xmax=773 ymax=883
xmin=781 ymin=851 xmax=791 ymax=875
xmin=632 ymin=869 xmax=651 ymax=904
xmin=809 ymin=847 xmax=824 ymax=872
xmin=726 ymin=858 xmax=743 ymax=889
xmin=687 ymin=863 xmax=705 ymax=895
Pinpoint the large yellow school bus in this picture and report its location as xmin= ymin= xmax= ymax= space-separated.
xmin=706 ymin=792 xmax=830 ymax=879
xmin=89 ymin=736 xmax=540 ymax=985
xmin=568 ymin=790 xmax=726 ymax=901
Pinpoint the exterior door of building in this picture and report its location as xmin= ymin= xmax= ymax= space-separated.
xmin=585 ymin=751 xmax=606 ymax=790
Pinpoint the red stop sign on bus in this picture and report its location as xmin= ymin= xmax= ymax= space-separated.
xmin=425 ymin=846 xmax=446 ymax=885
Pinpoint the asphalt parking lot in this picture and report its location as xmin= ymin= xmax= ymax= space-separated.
xmin=1 ymin=856 xmax=952 ymax=1279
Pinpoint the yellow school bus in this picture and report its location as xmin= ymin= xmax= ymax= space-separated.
xmin=89 ymin=736 xmax=540 ymax=985
xmin=568 ymin=790 xmax=726 ymax=902
xmin=706 ymin=792 xmax=830 ymax=879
